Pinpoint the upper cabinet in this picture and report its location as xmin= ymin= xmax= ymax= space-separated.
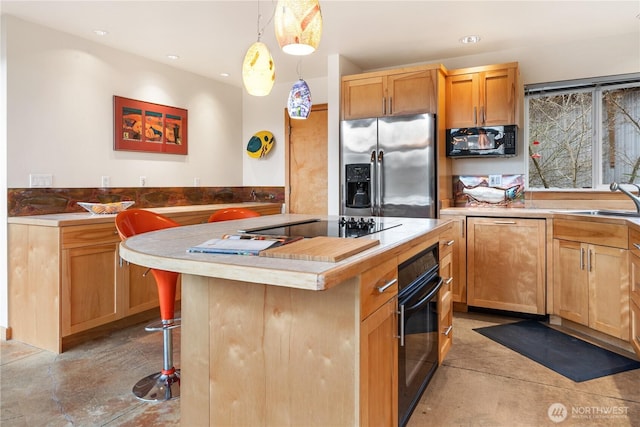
xmin=342 ymin=65 xmax=442 ymax=120
xmin=445 ymin=62 xmax=522 ymax=128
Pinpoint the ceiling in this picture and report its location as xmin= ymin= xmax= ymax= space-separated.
xmin=2 ymin=1 xmax=639 ymax=89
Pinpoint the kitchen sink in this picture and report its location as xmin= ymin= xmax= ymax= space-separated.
xmin=558 ymin=209 xmax=640 ymax=218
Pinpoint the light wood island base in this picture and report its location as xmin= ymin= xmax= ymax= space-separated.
xmin=181 ymin=274 xmax=359 ymax=426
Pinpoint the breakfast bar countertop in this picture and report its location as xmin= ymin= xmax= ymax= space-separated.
xmin=118 ymin=213 xmax=451 ymax=291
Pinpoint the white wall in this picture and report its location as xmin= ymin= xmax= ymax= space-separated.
xmin=6 ymin=16 xmax=244 ymax=189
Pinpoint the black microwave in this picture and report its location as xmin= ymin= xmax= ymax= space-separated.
xmin=446 ymin=125 xmax=517 ymax=158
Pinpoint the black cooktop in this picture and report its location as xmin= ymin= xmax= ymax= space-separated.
xmin=239 ymin=217 xmax=401 ymax=238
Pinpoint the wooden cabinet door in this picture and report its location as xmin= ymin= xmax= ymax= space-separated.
xmin=588 ymin=244 xmax=629 ymax=339
xmin=481 ymin=68 xmax=516 ymax=126
xmin=553 ymin=239 xmax=589 ymax=325
xmin=387 ymin=69 xmax=436 ymax=116
xmin=467 ymin=217 xmax=546 ymax=314
xmin=360 ymin=296 xmax=398 ymax=427
xmin=61 ymin=242 xmax=121 ymax=335
xmin=631 ymin=299 xmax=640 ymax=357
xmin=445 ymin=73 xmax=478 ymax=128
xmin=342 ymin=76 xmax=385 ymax=119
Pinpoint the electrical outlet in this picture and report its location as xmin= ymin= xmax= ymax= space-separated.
xmin=139 ymin=176 xmax=147 ymax=187
xmin=29 ymin=174 xmax=53 ymax=188
xmin=489 ymin=175 xmax=503 ymax=187
xmin=194 ymin=177 xmax=200 ymax=187
xmin=101 ymin=176 xmax=110 ymax=188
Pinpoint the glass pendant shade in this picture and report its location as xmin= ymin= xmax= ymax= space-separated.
xmin=287 ymin=79 xmax=312 ymax=119
xmin=242 ymin=41 xmax=275 ymax=96
xmin=274 ymin=0 xmax=322 ymax=55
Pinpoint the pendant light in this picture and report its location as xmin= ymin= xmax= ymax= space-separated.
xmin=287 ymin=60 xmax=312 ymax=119
xmin=274 ymin=0 xmax=322 ymax=56
xmin=242 ymin=3 xmax=276 ymax=96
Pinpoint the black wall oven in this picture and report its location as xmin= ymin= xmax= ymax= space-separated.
xmin=397 ymin=243 xmax=442 ymax=427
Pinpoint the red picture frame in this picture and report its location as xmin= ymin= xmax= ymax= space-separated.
xmin=114 ymin=96 xmax=188 ymax=155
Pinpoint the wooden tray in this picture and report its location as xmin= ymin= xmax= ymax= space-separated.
xmin=259 ymin=237 xmax=379 ymax=262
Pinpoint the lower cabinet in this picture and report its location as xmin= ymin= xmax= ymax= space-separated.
xmin=359 ymin=257 xmax=398 ymax=426
xmin=360 ymin=296 xmax=398 ymax=426
xmin=8 ymin=203 xmax=281 ymax=353
xmin=438 ymin=224 xmax=455 ymax=361
xmin=628 ymin=227 xmax=640 ymax=356
xmin=467 ymin=217 xmax=546 ymax=314
xmin=553 ymin=219 xmax=630 ymax=341
xmin=554 ymin=240 xmax=629 ymax=339
xmin=61 ymin=234 xmax=121 ymax=336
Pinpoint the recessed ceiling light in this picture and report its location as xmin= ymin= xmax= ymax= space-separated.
xmin=460 ymin=35 xmax=481 ymax=44
xmin=220 ymin=73 xmax=230 ymax=77
xmin=93 ymin=29 xmax=108 ymax=36
xmin=166 ymin=54 xmax=180 ymax=60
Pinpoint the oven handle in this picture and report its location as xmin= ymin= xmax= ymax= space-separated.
xmin=398 ymin=277 xmax=443 ymax=347
xmin=404 ymin=277 xmax=443 ymax=313
xmin=398 ymin=304 xmax=405 ymax=347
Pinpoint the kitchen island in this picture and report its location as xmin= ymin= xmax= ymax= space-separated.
xmin=118 ymin=214 xmax=453 ymax=427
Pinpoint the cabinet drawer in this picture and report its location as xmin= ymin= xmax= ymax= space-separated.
xmin=439 ymin=229 xmax=455 ymax=259
xmin=361 ymin=257 xmax=398 ymax=321
xmin=630 ymin=227 xmax=640 ymax=258
xmin=554 ymin=219 xmax=628 ymax=249
xmin=62 ymin=223 xmax=120 ymax=248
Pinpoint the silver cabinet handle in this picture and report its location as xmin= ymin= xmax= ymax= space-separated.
xmin=473 ymin=106 xmax=477 ymax=125
xmin=445 ymin=277 xmax=453 ymax=285
xmin=588 ymin=249 xmax=593 ymax=272
xmin=634 ymin=243 xmax=640 ymax=250
xmin=376 ymin=278 xmax=397 ymax=293
xmin=389 ymin=96 xmax=393 ymax=115
xmin=382 ymin=97 xmax=386 ymax=115
xmin=580 ymin=247 xmax=585 ymax=270
xmin=446 ymin=240 xmax=455 ymax=246
xmin=443 ymin=325 xmax=453 ymax=336
xmin=493 ymin=220 xmax=516 ymax=224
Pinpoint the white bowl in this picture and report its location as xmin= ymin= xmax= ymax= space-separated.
xmin=78 ymin=201 xmax=135 ymax=215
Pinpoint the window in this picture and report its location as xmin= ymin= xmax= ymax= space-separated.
xmin=526 ymin=75 xmax=640 ymax=189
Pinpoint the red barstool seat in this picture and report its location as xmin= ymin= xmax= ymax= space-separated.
xmin=115 ymin=209 xmax=181 ymax=402
xmin=207 ymin=207 xmax=261 ymax=222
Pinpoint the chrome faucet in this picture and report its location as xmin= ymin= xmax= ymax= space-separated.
xmin=610 ymin=182 xmax=640 ymax=213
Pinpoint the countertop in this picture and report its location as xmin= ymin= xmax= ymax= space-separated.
xmin=440 ymin=207 xmax=640 ymax=229
xmin=118 ymin=214 xmax=451 ymax=291
xmin=7 ymin=202 xmax=281 ymax=226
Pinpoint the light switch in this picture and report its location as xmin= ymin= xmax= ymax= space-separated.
xmin=29 ymin=174 xmax=53 ymax=188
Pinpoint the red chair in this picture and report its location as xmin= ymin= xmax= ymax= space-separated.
xmin=207 ymin=207 xmax=261 ymax=222
xmin=115 ymin=209 xmax=181 ymax=402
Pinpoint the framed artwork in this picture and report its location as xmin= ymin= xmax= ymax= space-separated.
xmin=114 ymin=96 xmax=188 ymax=154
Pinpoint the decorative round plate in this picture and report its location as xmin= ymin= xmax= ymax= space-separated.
xmin=246 ymin=130 xmax=275 ymax=158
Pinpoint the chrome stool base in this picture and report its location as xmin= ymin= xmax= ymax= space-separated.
xmin=132 ymin=369 xmax=180 ymax=402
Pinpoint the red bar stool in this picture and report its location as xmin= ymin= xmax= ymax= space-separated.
xmin=207 ymin=207 xmax=261 ymax=222
xmin=115 ymin=209 xmax=181 ymax=402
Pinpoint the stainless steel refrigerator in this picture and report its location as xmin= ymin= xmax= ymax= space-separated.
xmin=340 ymin=113 xmax=436 ymax=218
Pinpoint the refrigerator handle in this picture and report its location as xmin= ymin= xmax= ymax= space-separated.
xmin=370 ymin=150 xmax=377 ymax=216
xmin=377 ymin=150 xmax=384 ymax=216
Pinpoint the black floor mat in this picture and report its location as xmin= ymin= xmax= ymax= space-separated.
xmin=474 ymin=320 xmax=640 ymax=382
